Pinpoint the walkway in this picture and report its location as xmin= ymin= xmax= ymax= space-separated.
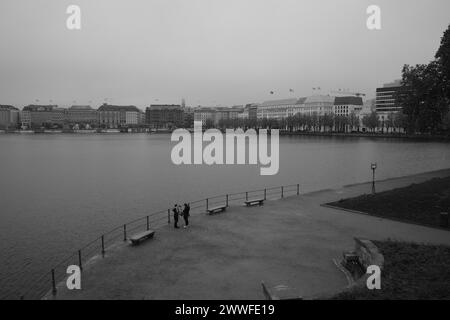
xmin=50 ymin=169 xmax=450 ymax=300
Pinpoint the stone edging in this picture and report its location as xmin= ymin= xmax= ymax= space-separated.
xmin=321 ymin=203 xmax=450 ymax=232
xmin=315 ymin=238 xmax=384 ymax=299
xmin=341 ymin=238 xmax=384 ymax=292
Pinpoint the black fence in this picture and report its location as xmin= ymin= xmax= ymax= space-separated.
xmin=18 ymin=183 xmax=301 ymax=300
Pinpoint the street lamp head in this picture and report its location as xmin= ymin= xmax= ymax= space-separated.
xmin=371 ymin=163 xmax=377 ymax=170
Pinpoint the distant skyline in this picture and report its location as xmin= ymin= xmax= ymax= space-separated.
xmin=1 ymin=0 xmax=450 ymax=109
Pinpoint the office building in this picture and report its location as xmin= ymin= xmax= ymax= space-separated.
xmin=97 ymin=104 xmax=143 ymax=128
xmin=333 ymin=96 xmax=363 ymax=117
xmin=146 ymin=105 xmax=184 ymax=129
xmin=0 ymin=105 xmax=19 ymax=129
xmin=22 ymin=105 xmax=66 ymax=128
xmin=66 ymin=106 xmax=98 ymax=127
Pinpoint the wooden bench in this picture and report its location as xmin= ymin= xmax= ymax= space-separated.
xmin=207 ymin=205 xmax=227 ymax=215
xmin=129 ymin=230 xmax=155 ymax=245
xmin=245 ymin=198 xmax=265 ymax=207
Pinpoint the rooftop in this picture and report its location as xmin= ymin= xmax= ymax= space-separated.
xmin=259 ymin=98 xmax=299 ymax=107
xmin=147 ymin=104 xmax=182 ymax=110
xmin=304 ymin=95 xmax=335 ymax=105
xmin=334 ymin=96 xmax=363 ymax=106
xmin=296 ymin=97 xmax=307 ymax=105
xmin=383 ymin=80 xmax=403 ymax=88
xmin=23 ymin=105 xmax=58 ymax=111
xmin=216 ymin=107 xmax=244 ymax=112
xmin=69 ymin=105 xmax=94 ymax=111
xmin=98 ymin=104 xmax=140 ymax=112
xmin=0 ymin=105 xmax=18 ymax=110
xmin=194 ymin=107 xmax=216 ymax=113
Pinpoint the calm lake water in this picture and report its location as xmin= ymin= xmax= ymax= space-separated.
xmin=1 ymin=133 xmax=449 ymax=299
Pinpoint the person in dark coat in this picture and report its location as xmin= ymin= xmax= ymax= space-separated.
xmin=183 ymin=203 xmax=190 ymax=228
xmin=172 ymin=204 xmax=179 ymax=229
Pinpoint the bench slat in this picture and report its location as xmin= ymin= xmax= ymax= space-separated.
xmin=207 ymin=205 xmax=227 ymax=214
xmin=130 ymin=230 xmax=155 ymax=244
xmin=245 ymin=199 xmax=265 ymax=206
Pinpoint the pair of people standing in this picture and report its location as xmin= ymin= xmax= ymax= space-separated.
xmin=172 ymin=203 xmax=190 ymax=229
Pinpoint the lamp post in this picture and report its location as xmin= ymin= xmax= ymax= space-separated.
xmin=371 ymin=163 xmax=377 ymax=194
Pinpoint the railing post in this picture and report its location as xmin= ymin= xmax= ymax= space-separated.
xmin=168 ymin=209 xmax=171 ymax=224
xmin=146 ymin=216 xmax=150 ymax=231
xmin=101 ymin=235 xmax=105 ymax=256
xmin=78 ymin=250 xmax=82 ymax=270
xmin=51 ymin=269 xmax=57 ymax=296
xmin=246 ymin=192 xmax=248 ymax=201
xmin=226 ymin=194 xmax=229 ymax=207
xmin=206 ymin=198 xmax=209 ymax=211
xmin=297 ymin=184 xmax=299 ymax=195
xmin=264 ymin=188 xmax=266 ymax=200
xmin=281 ymin=186 xmax=284 ymax=198
xmin=123 ymin=224 xmax=127 ymax=241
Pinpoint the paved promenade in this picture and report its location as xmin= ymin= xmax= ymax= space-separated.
xmin=51 ymin=169 xmax=450 ymax=300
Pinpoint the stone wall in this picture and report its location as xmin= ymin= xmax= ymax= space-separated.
xmin=354 ymin=238 xmax=384 ymax=271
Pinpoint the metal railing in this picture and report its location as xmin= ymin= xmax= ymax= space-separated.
xmin=18 ymin=183 xmax=301 ymax=300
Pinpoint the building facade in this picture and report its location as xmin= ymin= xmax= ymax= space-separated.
xmin=257 ymin=98 xmax=299 ymax=120
xmin=375 ymin=80 xmax=405 ymax=114
xmin=183 ymin=107 xmax=194 ymax=128
xmin=22 ymin=105 xmax=66 ymax=128
xmin=97 ymin=104 xmax=143 ymax=128
xmin=376 ymin=80 xmax=409 ymax=127
xmin=215 ymin=106 xmax=244 ymax=124
xmin=193 ymin=107 xmax=216 ymax=126
xmin=0 ymin=105 xmax=19 ymax=129
xmin=244 ymin=104 xmax=258 ymax=122
xmin=302 ymin=95 xmax=335 ymax=116
xmin=146 ymin=105 xmax=184 ymax=129
xmin=333 ymin=96 xmax=363 ymax=117
xmin=257 ymin=98 xmax=310 ymax=120
xmin=66 ymin=106 xmax=98 ymax=127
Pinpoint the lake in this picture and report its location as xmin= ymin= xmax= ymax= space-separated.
xmin=0 ymin=133 xmax=449 ymax=299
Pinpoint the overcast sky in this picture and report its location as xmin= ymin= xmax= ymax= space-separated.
xmin=0 ymin=0 xmax=449 ymax=109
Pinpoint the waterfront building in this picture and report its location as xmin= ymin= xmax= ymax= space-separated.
xmin=139 ymin=110 xmax=146 ymax=126
xmin=193 ymin=107 xmax=216 ymax=127
xmin=257 ymin=98 xmax=299 ymax=120
xmin=292 ymin=97 xmax=308 ymax=115
xmin=375 ymin=80 xmax=406 ymax=114
xmin=302 ymin=95 xmax=335 ymax=116
xmin=182 ymin=106 xmax=194 ymax=128
xmin=257 ymin=98 xmax=309 ymax=120
xmin=126 ymin=109 xmax=145 ymax=126
xmin=363 ymin=98 xmax=376 ymax=112
xmin=53 ymin=107 xmax=66 ymax=124
xmin=20 ymin=109 xmax=31 ymax=129
xmin=0 ymin=105 xmax=19 ymax=129
xmin=146 ymin=104 xmax=184 ymax=129
xmin=375 ymin=80 xmax=410 ymax=128
xmin=237 ymin=109 xmax=248 ymax=120
xmin=242 ymin=104 xmax=258 ymax=122
xmin=215 ymin=106 xmax=244 ymax=124
xmin=214 ymin=107 xmax=228 ymax=124
xmin=333 ymin=96 xmax=363 ymax=117
xmin=97 ymin=104 xmax=143 ymax=128
xmin=66 ymin=105 xmax=98 ymax=127
xmin=22 ymin=105 xmax=66 ymax=129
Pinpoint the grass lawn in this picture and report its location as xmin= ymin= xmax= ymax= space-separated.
xmin=328 ymin=176 xmax=450 ymax=229
xmin=333 ymin=240 xmax=450 ymax=300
